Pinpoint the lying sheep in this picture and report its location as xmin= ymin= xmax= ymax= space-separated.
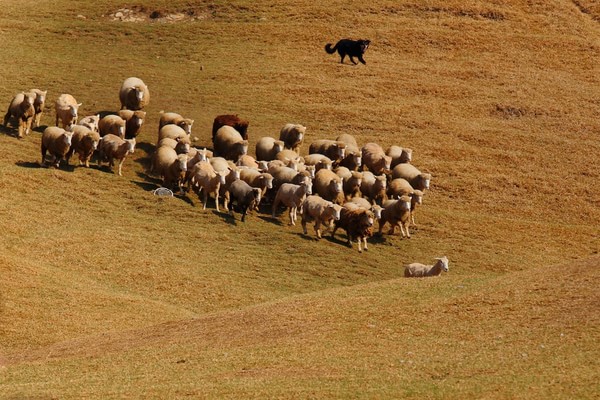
xmin=303 ymin=153 xmax=333 ymax=171
xmin=392 ymin=163 xmax=431 ymax=191
xmin=55 ymin=94 xmax=81 ymax=129
xmin=378 ymin=196 xmax=412 ymax=237
xmin=313 ymin=168 xmax=344 ymax=204
xmin=119 ymin=77 xmax=150 ymax=110
xmin=29 ymin=89 xmax=47 ymax=128
xmin=362 ymin=142 xmax=392 ymax=175
xmin=279 ymin=123 xmax=306 ymax=152
xmin=158 ymin=111 xmax=194 ymax=135
xmin=189 ymin=161 xmax=228 ymax=211
xmin=272 ymin=181 xmax=312 ymax=226
xmin=240 ymin=168 xmax=274 ymax=198
xmin=4 ymin=92 xmax=35 ymax=138
xmin=255 ymin=136 xmax=285 ymax=161
xmin=228 ymin=179 xmax=262 ymax=222
xmin=157 ymin=124 xmax=188 ymax=143
xmin=309 ymin=139 xmax=346 ymax=164
xmin=118 ymin=110 xmax=146 ymax=139
xmin=404 ymin=256 xmax=449 ymax=278
xmin=99 ymin=114 xmax=126 ymax=138
xmin=41 ymin=126 xmax=74 ymax=168
xmin=360 ymin=171 xmax=387 ymax=205
xmin=213 ymin=125 xmax=249 ymax=161
xmin=331 ymin=206 xmax=375 ymax=252
xmin=97 ymin=134 xmax=136 ymax=176
xmin=301 ymin=195 xmax=342 ymax=239
xmin=386 ymin=145 xmax=413 ymax=168
xmin=78 ymin=114 xmax=100 ymax=132
xmin=212 ymin=114 xmax=249 ymax=142
xmin=336 ymin=133 xmax=362 ymax=170
xmin=66 ymin=125 xmax=100 ymax=168
xmin=152 ymin=145 xmax=188 ymax=193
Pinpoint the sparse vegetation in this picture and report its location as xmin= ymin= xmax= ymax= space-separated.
xmin=0 ymin=0 xmax=599 ymax=398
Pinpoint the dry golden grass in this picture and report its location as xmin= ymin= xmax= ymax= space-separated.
xmin=0 ymin=0 xmax=599 ymax=398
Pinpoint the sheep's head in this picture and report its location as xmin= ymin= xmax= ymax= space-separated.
xmin=412 ymin=190 xmax=424 ymax=205
xmin=421 ymin=173 xmax=432 ymax=190
xmin=399 ymin=195 xmax=411 ymax=211
xmin=262 ymin=173 xmax=274 ymax=189
xmin=217 ymin=170 xmax=227 ymax=185
xmin=371 ymin=205 xmax=384 ymax=220
xmin=331 ymin=204 xmax=343 ymax=220
xmin=436 ymin=256 xmax=449 ymax=272
xmin=177 ymin=154 xmax=188 ymax=172
xmin=126 ymin=138 xmax=136 ymax=154
xmin=302 ymin=181 xmax=313 ymax=195
xmin=63 ymin=131 xmax=74 ymax=146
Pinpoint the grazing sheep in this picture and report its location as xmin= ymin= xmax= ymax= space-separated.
xmin=228 ymin=179 xmax=262 ymax=222
xmin=240 ymin=168 xmax=274 ymax=198
xmin=272 ymin=181 xmax=312 ymax=225
xmin=336 ymin=133 xmax=362 ymax=170
xmin=303 ymin=153 xmax=333 ymax=171
xmin=152 ymin=145 xmax=188 ymax=193
xmin=189 ymin=161 xmax=228 ymax=211
xmin=387 ymin=177 xmax=415 ymax=199
xmin=392 ymin=163 xmax=431 ymax=191
xmin=4 ymin=92 xmax=35 ymax=138
xmin=54 ymin=94 xmax=81 ymax=130
xmin=78 ymin=114 xmax=100 ymax=132
xmin=386 ymin=145 xmax=413 ymax=168
xmin=97 ymin=134 xmax=136 ymax=176
xmin=331 ymin=206 xmax=375 ymax=252
xmin=66 ymin=125 xmax=100 ymax=168
xmin=404 ymin=257 xmax=449 ymax=278
xmin=157 ymin=124 xmax=188 ymax=143
xmin=313 ymin=168 xmax=344 ymax=204
xmin=212 ymin=114 xmax=249 ymax=142
xmin=119 ymin=77 xmax=150 ymax=110
xmin=378 ymin=196 xmax=412 ymax=237
xmin=301 ymin=195 xmax=342 ymax=239
xmin=158 ymin=111 xmax=194 ymax=136
xmin=360 ymin=171 xmax=387 ymax=205
xmin=309 ymin=139 xmax=346 ymax=164
xmin=279 ymin=123 xmax=306 ymax=152
xmin=41 ymin=126 xmax=74 ymax=168
xmin=362 ymin=143 xmax=392 ymax=175
xmin=255 ymin=136 xmax=285 ymax=161
xmin=29 ymin=89 xmax=47 ymax=128
xmin=118 ymin=109 xmax=146 ymax=139
xmin=213 ymin=125 xmax=249 ymax=161
xmin=98 ymin=114 xmax=126 ymax=138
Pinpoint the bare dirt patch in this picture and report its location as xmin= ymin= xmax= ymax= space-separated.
xmin=107 ymin=6 xmax=208 ymax=23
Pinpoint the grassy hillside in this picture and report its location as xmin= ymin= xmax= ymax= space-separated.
xmin=1 ymin=0 xmax=599 ymax=398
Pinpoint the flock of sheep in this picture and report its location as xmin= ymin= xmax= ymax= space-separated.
xmin=3 ymin=76 xmax=449 ymax=277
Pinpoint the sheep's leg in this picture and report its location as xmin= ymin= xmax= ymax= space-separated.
xmin=215 ymin=191 xmax=220 ymax=212
xmin=202 ymin=189 xmax=208 ymax=210
xmin=301 ymin=218 xmax=308 ymax=235
xmin=357 ymin=238 xmax=362 ymax=253
xmin=411 ymin=212 xmax=417 ymax=227
xmin=363 ymin=237 xmax=369 ymax=251
xmin=117 ymin=159 xmax=124 ymax=176
xmin=55 ymin=114 xmax=59 ymax=127
xmin=315 ymin=221 xmax=322 ymax=239
xmin=289 ymin=207 xmax=295 ymax=225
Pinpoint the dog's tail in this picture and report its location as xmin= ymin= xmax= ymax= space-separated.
xmin=324 ymin=43 xmax=337 ymax=54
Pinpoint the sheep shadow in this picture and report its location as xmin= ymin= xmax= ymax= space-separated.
xmin=257 ymin=215 xmax=284 ymax=226
xmin=16 ymin=160 xmax=77 ymax=172
xmin=15 ymin=160 xmax=42 ymax=169
xmin=0 ymin=124 xmax=19 ymax=138
xmin=212 ymin=209 xmax=237 ymax=225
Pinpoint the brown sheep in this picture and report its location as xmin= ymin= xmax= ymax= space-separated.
xmin=378 ymin=196 xmax=412 ymax=237
xmin=392 ymin=163 xmax=431 ymax=191
xmin=158 ymin=112 xmax=194 ymax=135
xmin=361 ymin=142 xmax=392 ymax=175
xmin=227 ymin=179 xmax=262 ymax=222
xmin=309 ymin=139 xmax=346 ymax=164
xmin=360 ymin=171 xmax=387 ymax=205
xmin=97 ymin=134 xmax=136 ymax=176
xmin=119 ymin=77 xmax=149 ymax=110
xmin=4 ymin=92 xmax=35 ymax=138
xmin=301 ymin=195 xmax=342 ymax=239
xmin=279 ymin=123 xmax=306 ymax=152
xmin=98 ymin=114 xmax=126 ymax=138
xmin=66 ymin=125 xmax=100 ymax=168
xmin=54 ymin=94 xmax=81 ymax=129
xmin=213 ymin=125 xmax=249 ymax=161
xmin=41 ymin=127 xmax=74 ymax=168
xmin=332 ymin=206 xmax=375 ymax=252
xmin=336 ymin=133 xmax=362 ymax=170
xmin=313 ymin=168 xmax=344 ymax=204
xmin=118 ymin=110 xmax=146 ymax=139
xmin=212 ymin=114 xmax=249 ymax=142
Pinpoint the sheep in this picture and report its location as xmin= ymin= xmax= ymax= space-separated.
xmin=300 ymin=195 xmax=342 ymax=239
xmin=279 ymin=123 xmax=306 ymax=152
xmin=345 ymin=197 xmax=385 ymax=222
xmin=118 ymin=109 xmax=146 ymax=139
xmin=404 ymin=257 xmax=449 ymax=278
xmin=98 ymin=114 xmax=126 ymax=138
xmin=65 ymin=125 xmax=100 ymax=168
xmin=255 ymin=136 xmax=285 ymax=161
xmin=335 ymin=167 xmax=363 ymax=200
xmin=213 ymin=125 xmax=249 ymax=161
xmin=183 ymin=147 xmax=212 ymax=188
xmin=119 ymin=77 xmax=150 ymax=110
xmin=268 ymin=164 xmax=312 ymax=194
xmin=360 ymin=171 xmax=387 ymax=205
xmin=54 ymin=94 xmax=81 ymax=129
xmin=157 ymin=124 xmax=188 ymax=143
xmin=41 ymin=126 xmax=74 ymax=168
xmin=97 ymin=134 xmax=136 ymax=176
xmin=78 ymin=114 xmax=100 ymax=132
xmin=275 ymin=149 xmax=303 ymax=164
xmin=331 ymin=206 xmax=375 ymax=252
xmin=386 ymin=145 xmax=413 ymax=168
xmin=336 ymin=133 xmax=362 ymax=170
xmin=313 ymin=168 xmax=344 ymax=204
xmin=409 ymin=189 xmax=424 ymax=227
xmin=157 ymin=137 xmax=190 ymax=155
xmin=392 ymin=163 xmax=431 ymax=192
xmin=3 ymin=92 xmax=35 ymax=138
xmin=271 ymin=181 xmax=312 ymax=226
xmin=303 ymin=153 xmax=333 ymax=172
xmin=208 ymin=158 xmax=241 ymax=209
xmin=236 ymin=154 xmax=260 ymax=169
xmin=309 ymin=139 xmax=346 ymax=164
xmin=189 ymin=161 xmax=227 ymax=211
xmin=158 ymin=111 xmax=194 ymax=136
xmin=361 ymin=142 xmax=392 ymax=175
xmin=239 ymin=168 xmax=274 ymax=198
xmin=378 ymin=196 xmax=412 ymax=237
xmin=212 ymin=114 xmax=249 ymax=142
xmin=152 ymin=145 xmax=188 ymax=193
xmin=227 ymin=179 xmax=262 ymax=222
xmin=29 ymin=89 xmax=47 ymax=128
xmin=387 ymin=177 xmax=415 ymax=200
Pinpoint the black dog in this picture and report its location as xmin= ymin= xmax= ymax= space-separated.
xmin=325 ymin=39 xmax=370 ymax=65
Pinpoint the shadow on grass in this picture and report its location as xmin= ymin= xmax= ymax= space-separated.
xmin=257 ymin=215 xmax=284 ymax=226
xmin=212 ymin=209 xmax=237 ymax=226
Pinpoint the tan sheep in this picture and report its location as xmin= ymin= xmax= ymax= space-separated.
xmin=189 ymin=161 xmax=228 ymax=211
xmin=157 ymin=137 xmax=190 ymax=155
xmin=255 ymin=136 xmax=285 ymax=161
xmin=240 ymin=168 xmax=274 ymax=198
xmin=336 ymin=133 xmax=362 ymax=170
xmin=392 ymin=163 xmax=431 ymax=191
xmin=236 ymin=154 xmax=260 ymax=169
xmin=303 ymin=153 xmax=333 ymax=171
xmin=386 ymin=145 xmax=413 ymax=168
xmin=387 ymin=177 xmax=415 ymax=199
xmin=41 ymin=126 xmax=74 ymax=168
xmin=157 ymin=124 xmax=188 ymax=143
xmin=99 ymin=114 xmax=127 ymax=138
xmin=404 ymin=257 xmax=449 ymax=278
xmin=378 ymin=196 xmax=412 ymax=237
xmin=97 ymin=134 xmax=136 ymax=176
xmin=272 ymin=181 xmax=312 ymax=226
xmin=268 ymin=164 xmax=312 ymax=193
xmin=4 ymin=92 xmax=35 ymax=138
xmin=54 ymin=94 xmax=81 ymax=129
xmin=29 ymin=89 xmax=47 ymax=128
xmin=362 ymin=142 xmax=392 ymax=175
xmin=78 ymin=114 xmax=100 ymax=132
xmin=279 ymin=123 xmax=306 ymax=152
xmin=119 ymin=77 xmax=150 ymax=110
xmin=313 ymin=168 xmax=344 ymax=204
xmin=152 ymin=145 xmax=188 ymax=193
xmin=345 ymin=197 xmax=384 ymax=222
xmin=335 ymin=166 xmax=363 ymax=200
xmin=301 ymin=195 xmax=343 ymax=239
xmin=158 ymin=111 xmax=194 ymax=135
xmin=66 ymin=125 xmax=100 ymax=168
xmin=118 ymin=109 xmax=146 ymax=139
xmin=213 ymin=125 xmax=249 ymax=161
xmin=309 ymin=139 xmax=346 ymax=164
xmin=275 ymin=149 xmax=302 ymax=164
xmin=360 ymin=170 xmax=387 ymax=205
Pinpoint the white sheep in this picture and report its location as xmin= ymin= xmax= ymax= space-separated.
xmin=313 ymin=168 xmax=344 ymax=204
xmin=378 ymin=196 xmax=412 ymax=237
xmin=386 ymin=145 xmax=413 ymax=168
xmin=239 ymin=168 xmax=274 ymax=198
xmin=98 ymin=114 xmax=126 ymax=138
xmin=300 ymin=195 xmax=342 ymax=239
xmin=279 ymin=123 xmax=306 ymax=152
xmin=54 ymin=94 xmax=81 ymax=129
xmin=157 ymin=124 xmax=188 ymax=143
xmin=3 ymin=92 xmax=35 ymax=138
xmin=213 ymin=125 xmax=249 ymax=161
xmin=404 ymin=257 xmax=449 ymax=278
xmin=256 ymin=136 xmax=285 ymax=161
xmin=97 ymin=134 xmax=136 ymax=176
xmin=392 ymin=163 xmax=431 ymax=191
xmin=158 ymin=111 xmax=194 ymax=135
xmin=189 ymin=161 xmax=227 ymax=211
xmin=336 ymin=133 xmax=362 ymax=170
xmin=29 ymin=89 xmax=47 ymax=128
xmin=152 ymin=145 xmax=188 ymax=193
xmin=78 ymin=114 xmax=100 ymax=132
xmin=309 ymin=139 xmax=346 ymax=164
xmin=271 ymin=181 xmax=312 ymax=225
xmin=360 ymin=170 xmax=387 ymax=205
xmin=41 ymin=126 xmax=74 ymax=168
xmin=119 ymin=77 xmax=150 ymax=110
xmin=66 ymin=125 xmax=100 ymax=168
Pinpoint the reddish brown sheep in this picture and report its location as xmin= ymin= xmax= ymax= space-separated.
xmin=332 ymin=206 xmax=375 ymax=252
